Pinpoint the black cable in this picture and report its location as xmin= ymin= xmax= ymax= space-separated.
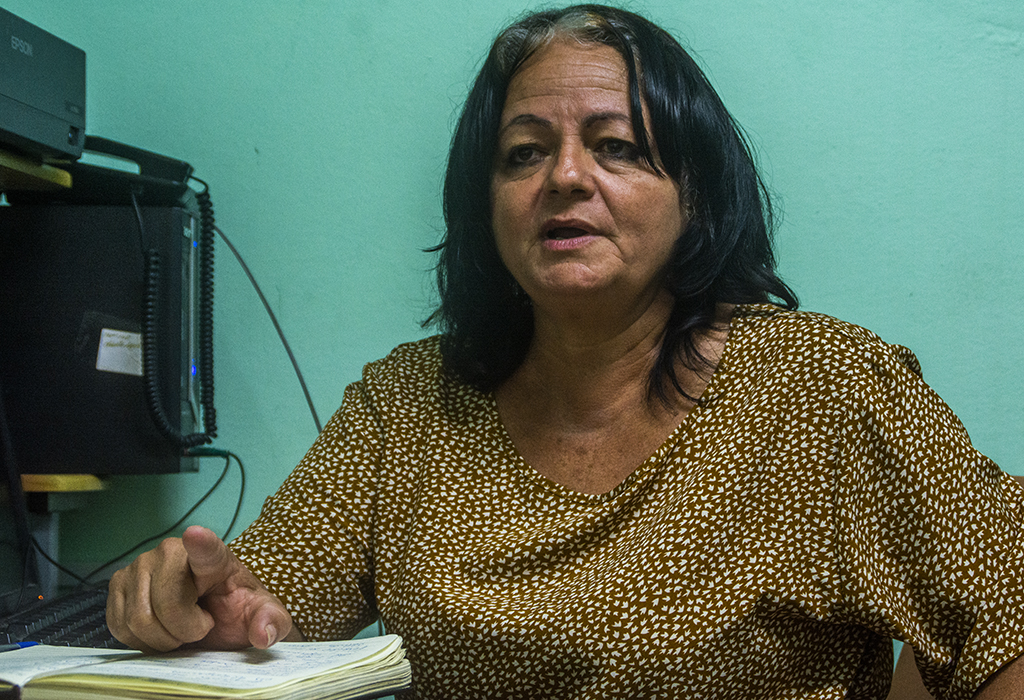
xmin=190 ymin=447 xmax=247 ymax=540
xmin=190 ymin=178 xmax=218 ymax=441
xmin=131 ymin=189 xmax=216 ymax=448
xmin=46 ymin=449 xmax=247 ymax=585
xmin=215 ymin=225 xmax=323 ymax=434
xmin=130 ymin=188 xmax=147 ymax=254
xmin=28 ymin=539 xmax=88 ymax=587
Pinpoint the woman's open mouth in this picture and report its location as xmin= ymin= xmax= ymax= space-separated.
xmin=546 ymin=227 xmax=590 ymax=240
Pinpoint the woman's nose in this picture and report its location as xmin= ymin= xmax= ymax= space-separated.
xmin=545 ymin=143 xmax=595 ymax=198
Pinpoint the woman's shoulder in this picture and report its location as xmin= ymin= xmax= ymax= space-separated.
xmin=345 ymin=335 xmax=495 ymax=435
xmin=733 ymin=303 xmax=884 ymax=343
xmin=373 ymin=334 xmax=444 ymax=366
xmin=360 ymin=335 xmax=445 ymax=388
xmin=360 ymin=335 xmax=486 ymax=406
xmin=728 ymin=303 xmax=923 ymax=379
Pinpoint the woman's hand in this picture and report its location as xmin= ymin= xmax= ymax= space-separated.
xmin=106 ymin=525 xmax=299 ymax=653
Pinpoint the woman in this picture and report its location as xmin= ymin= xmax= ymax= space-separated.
xmin=107 ymin=5 xmax=1024 ymax=698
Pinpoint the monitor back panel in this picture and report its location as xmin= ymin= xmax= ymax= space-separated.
xmin=0 ymin=203 xmax=200 ymax=475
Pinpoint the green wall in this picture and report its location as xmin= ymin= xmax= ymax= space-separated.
xmin=4 ymin=1 xmax=1022 ymax=577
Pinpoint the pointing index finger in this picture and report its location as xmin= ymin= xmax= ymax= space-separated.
xmin=181 ymin=525 xmax=234 ymax=595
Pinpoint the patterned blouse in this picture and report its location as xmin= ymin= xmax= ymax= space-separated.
xmin=230 ymin=304 xmax=1024 ymax=699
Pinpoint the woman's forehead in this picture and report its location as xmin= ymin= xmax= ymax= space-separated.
xmin=502 ymin=41 xmax=630 ymax=122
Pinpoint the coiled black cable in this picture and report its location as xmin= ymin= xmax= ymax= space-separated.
xmin=134 ymin=184 xmax=217 ymax=449
xmin=192 ymin=179 xmax=218 ymax=441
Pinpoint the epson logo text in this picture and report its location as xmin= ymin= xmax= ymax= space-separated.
xmin=11 ymin=35 xmax=32 ymax=57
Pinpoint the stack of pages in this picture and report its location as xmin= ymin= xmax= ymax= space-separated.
xmin=0 ymin=634 xmax=411 ymax=699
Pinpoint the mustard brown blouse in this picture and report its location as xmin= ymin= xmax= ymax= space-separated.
xmin=230 ymin=304 xmax=1024 ymax=699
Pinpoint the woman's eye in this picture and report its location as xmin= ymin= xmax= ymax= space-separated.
xmin=599 ymin=139 xmax=639 ymax=160
xmin=508 ymin=145 xmax=540 ymax=166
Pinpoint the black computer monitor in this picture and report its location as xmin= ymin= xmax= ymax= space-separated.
xmin=0 ymin=197 xmax=207 ymax=475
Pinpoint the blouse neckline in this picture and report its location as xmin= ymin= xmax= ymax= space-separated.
xmin=482 ymin=303 xmax=767 ymax=502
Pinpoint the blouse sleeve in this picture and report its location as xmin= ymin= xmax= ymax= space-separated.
xmin=832 ymin=339 xmax=1024 ymax=699
xmin=228 ymin=377 xmax=384 ymax=641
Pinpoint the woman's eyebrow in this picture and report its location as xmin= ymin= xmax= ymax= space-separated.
xmin=498 ymin=114 xmax=551 ymax=141
xmin=583 ymin=111 xmax=632 ymax=128
xmin=498 ymin=111 xmax=632 ymax=137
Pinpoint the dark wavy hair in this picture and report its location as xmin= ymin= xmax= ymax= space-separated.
xmin=426 ymin=4 xmax=798 ymax=401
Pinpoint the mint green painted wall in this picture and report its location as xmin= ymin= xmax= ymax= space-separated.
xmin=4 ymin=2 xmax=1021 ymax=577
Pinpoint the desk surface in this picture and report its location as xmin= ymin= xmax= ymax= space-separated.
xmin=0 ymin=148 xmax=72 ymax=191
xmin=20 ymin=474 xmax=104 ymax=493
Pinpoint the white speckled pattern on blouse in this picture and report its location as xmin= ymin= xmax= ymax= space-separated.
xmin=230 ymin=304 xmax=1024 ymax=699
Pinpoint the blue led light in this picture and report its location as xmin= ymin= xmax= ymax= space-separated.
xmin=191 ymin=364 xmax=197 ymax=376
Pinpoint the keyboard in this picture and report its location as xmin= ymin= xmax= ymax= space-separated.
xmin=0 ymin=583 xmax=127 ymax=648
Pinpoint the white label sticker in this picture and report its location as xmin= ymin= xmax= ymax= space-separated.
xmin=96 ymin=329 xmax=143 ymax=376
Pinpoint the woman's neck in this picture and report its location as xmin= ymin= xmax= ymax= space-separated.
xmin=502 ymin=297 xmax=733 ymax=425
xmin=505 ymin=290 xmax=678 ymax=424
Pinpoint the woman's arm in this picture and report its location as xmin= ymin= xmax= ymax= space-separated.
xmin=975 ymin=654 xmax=1024 ymax=699
xmin=887 ymin=644 xmax=1024 ymax=699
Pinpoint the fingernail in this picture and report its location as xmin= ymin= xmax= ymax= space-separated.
xmin=265 ymin=624 xmax=277 ymax=646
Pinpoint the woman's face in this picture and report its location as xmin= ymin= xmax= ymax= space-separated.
xmin=490 ymin=39 xmax=686 ymax=312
